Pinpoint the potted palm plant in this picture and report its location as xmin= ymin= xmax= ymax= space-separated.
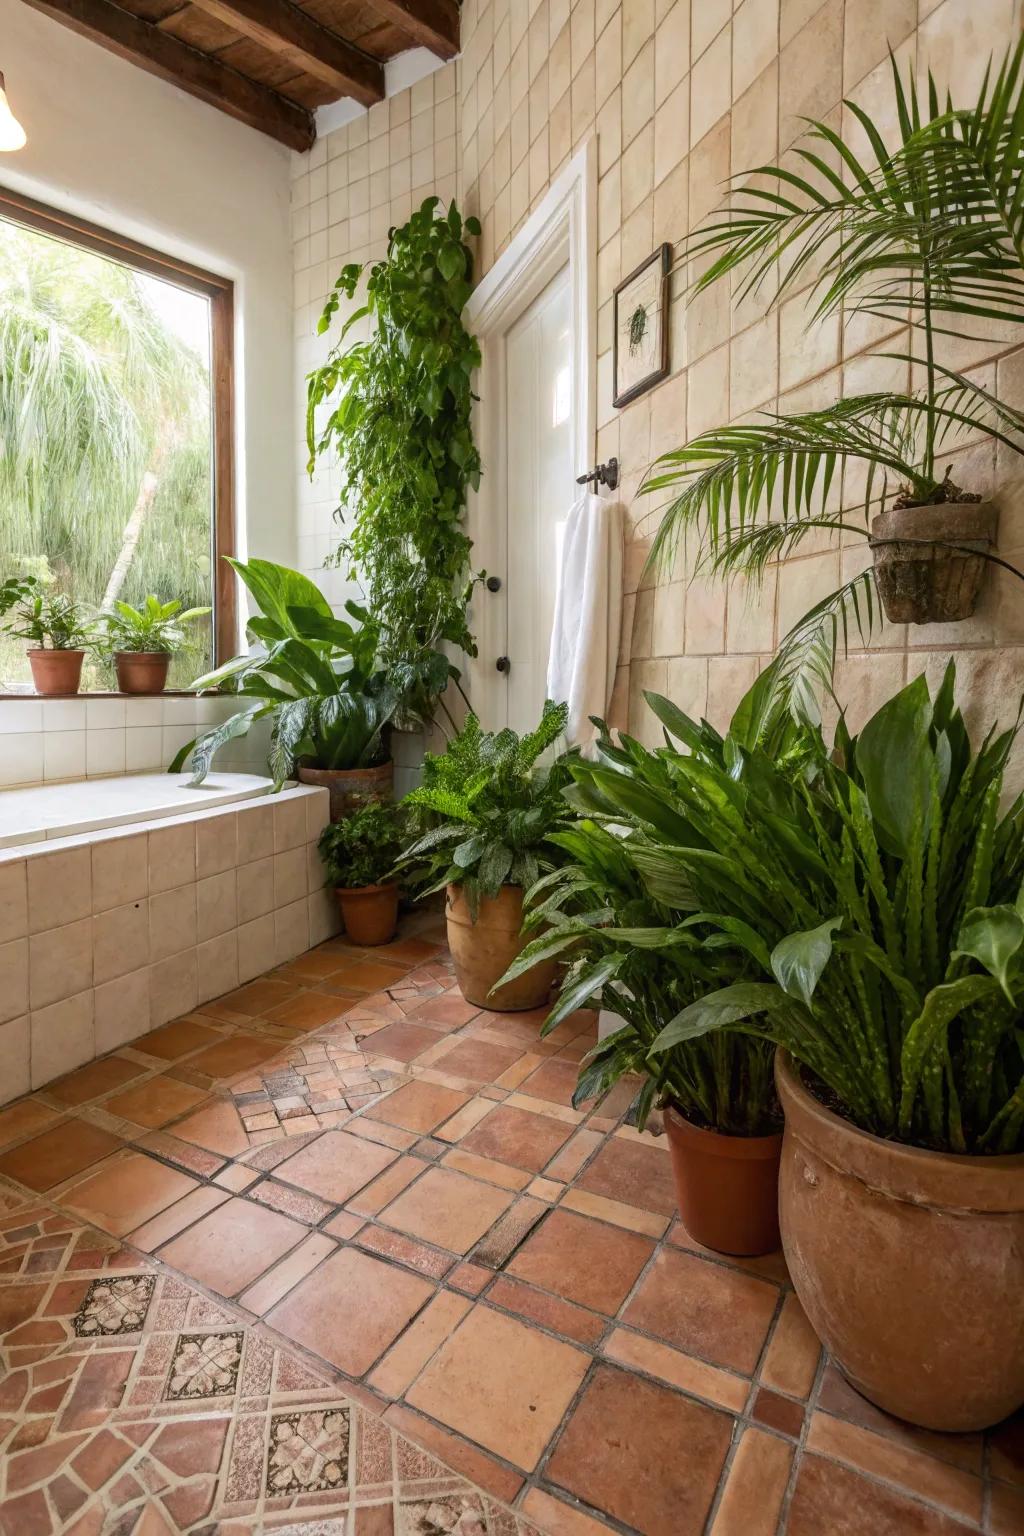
xmin=397 ymin=700 xmax=571 ymax=1010
xmin=496 ymin=688 xmax=791 ymax=1254
xmin=174 ymin=558 xmax=398 ymax=809
xmin=0 ymin=576 xmax=94 ymax=695
xmin=644 ymin=43 xmax=1024 ymax=717
xmin=318 ymin=800 xmax=406 ymax=946
xmin=96 ymin=595 xmax=211 ymax=694
xmin=616 ymin=664 xmax=1024 ymax=1432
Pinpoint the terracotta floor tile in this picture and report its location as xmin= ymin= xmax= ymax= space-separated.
xmin=623 ymin=1247 xmax=778 ymax=1373
xmin=546 ymin=1363 xmax=733 ymax=1536
xmin=508 ymin=1208 xmax=654 ymax=1313
xmin=0 ymin=1099 xmax=62 ymax=1149
xmin=46 ymin=1056 xmax=145 ymax=1106
xmin=333 ymin=959 xmax=410 ymax=991
xmin=989 ymin=1416 xmax=1024 ymax=1486
xmin=171 ymin=1100 xmax=251 ymax=1157
xmin=158 ymin=1197 xmax=305 ymax=1296
xmin=406 ymin=995 xmax=481 ymax=1030
xmin=991 ymin=1481 xmax=1024 ymax=1535
xmin=267 ymin=1245 xmax=433 ymax=1375
xmin=487 ymin=1275 xmax=607 ymax=1347
xmin=188 ymin=1034 xmax=282 ymax=1079
xmin=710 ymin=1425 xmax=793 ymax=1536
xmin=380 ymin=1166 xmax=515 ymax=1255
xmin=576 ymin=1136 xmax=679 ymax=1216
xmin=135 ymin=1018 xmax=221 ymax=1059
xmin=406 ymin=1305 xmax=588 ymax=1470
xmin=517 ymin=1059 xmax=581 ymax=1107
xmin=0 ymin=1122 xmax=123 ymax=1192
xmin=460 ymin=1104 xmax=574 ymax=1173
xmin=806 ymin=1413 xmax=984 ymax=1524
xmin=274 ymin=1129 xmax=397 ymax=1203
xmin=436 ymin=1039 xmax=525 ymax=1084
xmin=104 ymin=1077 xmax=209 ymax=1129
xmin=368 ymin=1081 xmax=470 ymax=1134
xmin=759 ymin=1291 xmax=821 ymax=1400
xmin=363 ymin=1021 xmax=446 ymax=1063
xmin=786 ymin=1454 xmax=978 ymax=1536
xmin=62 ymin=1152 xmax=196 ymax=1237
xmin=220 ymin=978 xmax=301 ymax=1015
xmin=266 ymin=992 xmax=348 ymax=1031
xmin=815 ymin=1365 xmax=984 ymax=1475
xmin=601 ymin=1326 xmax=750 ymax=1413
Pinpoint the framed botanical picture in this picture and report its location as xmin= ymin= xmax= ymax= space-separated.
xmin=612 ymin=244 xmax=671 ymax=408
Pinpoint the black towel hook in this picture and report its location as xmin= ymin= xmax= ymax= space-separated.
xmin=576 ymin=457 xmax=619 ymax=492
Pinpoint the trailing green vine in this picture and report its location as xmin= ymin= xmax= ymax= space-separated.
xmin=306 ymin=197 xmax=482 ymax=726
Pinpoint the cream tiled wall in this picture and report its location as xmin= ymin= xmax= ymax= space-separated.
xmin=292 ymin=0 xmax=1024 ymax=753
xmin=0 ymin=786 xmax=339 ymax=1103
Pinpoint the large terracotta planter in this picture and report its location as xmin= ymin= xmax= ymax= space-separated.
xmin=664 ymin=1104 xmax=782 ymax=1257
xmin=446 ymin=883 xmax=556 ymax=1012
xmin=777 ymin=1051 xmax=1024 ymax=1431
xmin=114 ymin=651 xmax=170 ymax=694
xmin=870 ymin=501 xmax=997 ymax=624
xmin=27 ymin=648 xmax=85 ymax=696
xmin=335 ymin=882 xmax=399 ymax=946
xmin=298 ymin=760 xmax=393 ymax=821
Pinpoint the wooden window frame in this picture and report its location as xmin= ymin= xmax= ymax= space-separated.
xmin=0 ymin=184 xmax=236 ymax=678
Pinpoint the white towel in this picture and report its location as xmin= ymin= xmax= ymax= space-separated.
xmin=546 ymin=491 xmax=623 ymax=753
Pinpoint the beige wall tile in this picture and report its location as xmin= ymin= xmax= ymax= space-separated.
xmin=149 ymin=950 xmax=198 ymax=1029
xmin=91 ymin=834 xmax=148 ymax=914
xmin=0 ymin=938 xmax=28 ymax=1025
xmin=197 ymin=870 xmax=238 ymax=942
xmin=237 ymin=801 xmax=275 ymax=864
xmin=30 ymin=918 xmax=91 ymax=1010
xmin=237 ymin=856 xmax=275 ymax=925
xmin=275 ymin=899 xmax=310 ymax=966
xmin=93 ymin=901 xmax=150 ymax=987
xmin=149 ymin=885 xmax=198 ymax=964
xmin=238 ymin=913 xmax=275 ymax=984
xmin=733 ymin=0 xmax=779 ymax=97
xmin=273 ymin=795 xmax=308 ymax=854
xmin=0 ymin=1015 xmax=29 ymax=1105
xmin=31 ymin=990 xmax=94 ymax=1090
xmin=197 ymin=812 xmax=238 ymax=880
xmin=198 ymin=932 xmax=239 ymax=1006
xmin=690 ymin=24 xmax=731 ymax=145
xmin=94 ymin=968 xmax=150 ymax=1055
xmin=274 ymin=848 xmax=308 ymax=909
xmin=28 ymin=847 xmax=91 ymax=933
xmin=0 ymin=861 xmax=27 ymax=946
xmin=149 ymin=823 xmax=196 ymax=894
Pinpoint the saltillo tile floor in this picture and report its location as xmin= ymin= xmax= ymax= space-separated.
xmin=0 ymin=911 xmax=1021 ymax=1535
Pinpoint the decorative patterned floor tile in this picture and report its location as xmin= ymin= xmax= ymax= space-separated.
xmin=73 ymin=1275 xmax=155 ymax=1337
xmin=266 ymin=1406 xmax=351 ymax=1493
xmin=165 ymin=1330 xmax=243 ymax=1399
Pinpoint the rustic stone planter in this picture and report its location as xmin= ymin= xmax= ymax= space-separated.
xmin=777 ymin=1051 xmax=1024 ymax=1431
xmin=446 ymin=883 xmax=557 ymax=1012
xmin=297 ymin=760 xmax=393 ymax=821
xmin=870 ymin=502 xmax=998 ymax=624
xmin=27 ymin=648 xmax=85 ymax=696
xmin=664 ymin=1104 xmax=782 ymax=1257
xmin=114 ymin=651 xmax=170 ymax=694
xmin=335 ymin=881 xmax=399 ymax=946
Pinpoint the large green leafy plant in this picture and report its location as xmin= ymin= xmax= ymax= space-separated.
xmin=96 ymin=595 xmax=210 ymax=656
xmin=556 ymin=666 xmax=1024 ymax=1155
xmin=318 ymin=801 xmax=407 ymax=890
xmin=175 ymin=559 xmax=397 ymax=788
xmin=0 ymin=576 xmax=94 ymax=650
xmin=397 ymin=700 xmax=572 ymax=917
xmin=644 ymin=44 xmax=1024 ymax=720
xmin=307 ymin=198 xmax=482 ymax=728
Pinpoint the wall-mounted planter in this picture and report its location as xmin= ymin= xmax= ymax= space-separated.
xmin=870 ymin=502 xmax=998 ymax=625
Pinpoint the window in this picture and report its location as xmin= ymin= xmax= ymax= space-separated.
xmin=0 ymin=187 xmax=234 ymax=692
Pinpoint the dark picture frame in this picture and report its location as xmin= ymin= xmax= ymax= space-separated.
xmin=612 ymin=243 xmax=671 ymax=408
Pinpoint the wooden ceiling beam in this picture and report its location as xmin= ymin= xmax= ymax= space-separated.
xmin=17 ymin=0 xmax=316 ymax=149
xmin=366 ymin=0 xmax=458 ymax=59
xmin=188 ymin=0 xmax=384 ymax=106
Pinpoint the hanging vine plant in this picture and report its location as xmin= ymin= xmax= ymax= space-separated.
xmin=306 ymin=197 xmax=482 ymax=728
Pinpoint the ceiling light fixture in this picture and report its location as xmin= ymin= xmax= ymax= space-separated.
xmin=0 ymin=72 xmax=27 ymax=152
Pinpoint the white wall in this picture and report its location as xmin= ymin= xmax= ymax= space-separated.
xmin=1 ymin=2 xmax=297 ymax=584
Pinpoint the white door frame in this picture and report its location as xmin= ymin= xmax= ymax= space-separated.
xmin=463 ymin=140 xmax=597 ymax=725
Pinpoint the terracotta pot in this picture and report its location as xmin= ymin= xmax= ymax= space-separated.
xmin=297 ymin=760 xmax=393 ymax=821
xmin=664 ymin=1103 xmax=782 ymax=1257
xmin=870 ymin=502 xmax=998 ymax=624
xmin=335 ymin=882 xmax=399 ymax=946
xmin=27 ymin=648 xmax=85 ymax=696
xmin=777 ymin=1051 xmax=1024 ymax=1431
xmin=114 ymin=651 xmax=171 ymax=695
xmin=446 ymin=883 xmax=557 ymax=1012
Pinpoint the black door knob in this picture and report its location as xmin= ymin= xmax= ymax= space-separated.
xmin=495 ymin=656 xmax=510 ymax=674
xmin=486 ymin=575 xmax=502 ymax=593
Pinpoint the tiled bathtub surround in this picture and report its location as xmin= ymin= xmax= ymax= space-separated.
xmin=0 ymin=785 xmax=338 ymax=1102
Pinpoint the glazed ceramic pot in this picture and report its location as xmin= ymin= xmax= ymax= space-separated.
xmin=27 ymin=648 xmax=85 ymax=696
xmin=114 ymin=651 xmax=171 ymax=694
xmin=777 ymin=1051 xmax=1024 ymax=1431
xmin=664 ymin=1104 xmax=782 ymax=1257
xmin=297 ymin=760 xmax=394 ymax=822
xmin=335 ymin=882 xmax=399 ymax=946
xmin=446 ymin=883 xmax=557 ymax=1011
xmin=870 ymin=502 xmax=998 ymax=624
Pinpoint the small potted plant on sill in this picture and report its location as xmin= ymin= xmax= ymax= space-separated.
xmin=396 ymin=700 xmax=572 ymax=1011
xmin=0 ymin=576 xmax=94 ymax=695
xmin=318 ymin=799 xmax=407 ymax=946
xmin=599 ymin=663 xmax=1024 ymax=1433
xmin=96 ymin=595 xmax=211 ymax=694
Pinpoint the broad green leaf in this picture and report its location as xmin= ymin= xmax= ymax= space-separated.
xmin=650 ymin=982 xmax=788 ymax=1053
xmin=771 ymin=917 xmax=843 ymax=1006
xmin=854 ymin=673 xmax=934 ymax=857
xmin=954 ymin=904 xmax=1024 ymax=1002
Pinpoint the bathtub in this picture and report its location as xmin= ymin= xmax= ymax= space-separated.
xmin=0 ymin=775 xmax=339 ymax=1103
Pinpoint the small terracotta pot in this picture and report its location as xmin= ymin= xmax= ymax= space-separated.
xmin=298 ymin=761 xmax=393 ymax=822
xmin=870 ymin=501 xmax=998 ymax=624
xmin=446 ymin=883 xmax=557 ymax=1012
xmin=663 ymin=1103 xmax=782 ymax=1257
xmin=27 ymin=648 xmax=85 ymax=696
xmin=335 ymin=882 xmax=399 ymax=946
xmin=114 ymin=651 xmax=171 ymax=694
xmin=777 ymin=1051 xmax=1024 ymax=1431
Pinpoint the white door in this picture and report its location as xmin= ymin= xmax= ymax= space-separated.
xmin=479 ymin=265 xmax=575 ymax=732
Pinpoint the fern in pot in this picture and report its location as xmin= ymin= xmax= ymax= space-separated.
xmin=396 ymin=700 xmax=572 ymax=1011
xmin=318 ymin=800 xmax=407 ymax=946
